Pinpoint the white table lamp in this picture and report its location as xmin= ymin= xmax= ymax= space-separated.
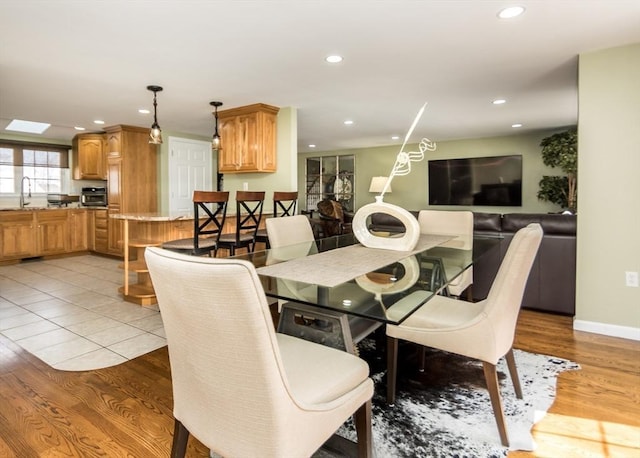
xmin=369 ymin=177 xmax=392 ymax=194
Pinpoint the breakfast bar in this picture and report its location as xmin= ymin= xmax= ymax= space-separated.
xmin=110 ymin=211 xmax=265 ymax=304
xmin=110 ymin=212 xmax=197 ymax=305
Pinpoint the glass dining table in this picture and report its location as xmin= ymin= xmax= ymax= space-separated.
xmin=232 ymin=232 xmax=501 ymax=353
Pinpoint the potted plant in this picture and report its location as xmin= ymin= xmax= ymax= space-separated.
xmin=537 ymin=129 xmax=578 ymax=213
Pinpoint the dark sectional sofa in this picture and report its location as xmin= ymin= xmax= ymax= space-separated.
xmin=369 ymin=211 xmax=577 ymax=316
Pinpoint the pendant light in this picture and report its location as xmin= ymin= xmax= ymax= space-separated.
xmin=210 ymin=101 xmax=223 ymax=149
xmin=147 ymin=85 xmax=163 ymax=144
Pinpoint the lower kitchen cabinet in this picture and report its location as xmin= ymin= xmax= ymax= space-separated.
xmin=37 ymin=210 xmax=69 ymax=256
xmin=0 ymin=212 xmax=37 ymax=260
xmin=69 ymin=209 xmax=88 ymax=252
xmin=91 ymin=209 xmax=109 ymax=254
xmin=0 ymin=208 xmax=93 ymax=262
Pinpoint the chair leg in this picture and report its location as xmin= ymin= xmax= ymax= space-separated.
xmin=465 ymin=285 xmax=473 ymax=302
xmin=170 ymin=419 xmax=190 ymax=458
xmin=354 ymin=400 xmax=373 ymax=458
xmin=505 ymin=348 xmax=523 ymax=399
xmin=482 ymin=362 xmax=509 ymax=447
xmin=386 ymin=336 xmax=399 ymax=405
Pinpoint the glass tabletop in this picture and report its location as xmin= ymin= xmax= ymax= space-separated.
xmin=233 ymin=233 xmax=501 ymax=325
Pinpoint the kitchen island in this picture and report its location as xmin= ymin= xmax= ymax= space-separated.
xmin=110 ymin=212 xmax=196 ymax=305
xmin=111 ymin=211 xmax=266 ymax=305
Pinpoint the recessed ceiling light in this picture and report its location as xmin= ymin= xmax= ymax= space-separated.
xmin=512 ymin=123 xmax=523 ymax=128
xmin=325 ymin=55 xmax=343 ymax=64
xmin=308 ymin=144 xmax=316 ymax=148
xmin=74 ymin=126 xmax=86 ymax=131
xmin=492 ymin=99 xmax=507 ymax=105
xmin=391 ymin=135 xmax=400 ymax=140
xmin=498 ymin=6 xmax=525 ymax=19
xmin=94 ymin=120 xmax=105 ymax=125
xmin=5 ymin=119 xmax=51 ymax=134
xmin=138 ymin=109 xmax=150 ymax=114
xmin=344 ymin=120 xmax=354 ymax=125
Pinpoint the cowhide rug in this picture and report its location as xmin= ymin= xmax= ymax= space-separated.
xmin=319 ymin=340 xmax=580 ymax=458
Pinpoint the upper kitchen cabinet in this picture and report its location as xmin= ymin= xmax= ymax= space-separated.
xmin=72 ymin=133 xmax=106 ymax=180
xmin=217 ymin=103 xmax=279 ymax=173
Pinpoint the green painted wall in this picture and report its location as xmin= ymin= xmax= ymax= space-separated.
xmin=575 ymin=43 xmax=640 ymax=333
xmin=299 ymin=128 xmax=570 ymax=214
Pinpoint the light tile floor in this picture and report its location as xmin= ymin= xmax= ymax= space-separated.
xmin=0 ymin=255 xmax=166 ymax=371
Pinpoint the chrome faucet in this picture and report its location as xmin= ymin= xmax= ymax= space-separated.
xmin=19 ymin=176 xmax=31 ymax=208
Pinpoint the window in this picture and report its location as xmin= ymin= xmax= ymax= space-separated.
xmin=305 ymin=155 xmax=355 ymax=212
xmin=0 ymin=141 xmax=70 ymax=195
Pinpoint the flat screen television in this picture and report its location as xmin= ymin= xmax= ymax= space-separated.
xmin=428 ymin=155 xmax=522 ymax=206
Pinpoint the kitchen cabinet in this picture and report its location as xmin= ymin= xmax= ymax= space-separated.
xmin=72 ymin=133 xmax=106 ymax=180
xmin=68 ymin=209 xmax=88 ymax=252
xmin=36 ymin=210 xmax=68 ymax=256
xmin=87 ymin=208 xmax=96 ymax=251
xmin=218 ymin=103 xmax=279 ymax=173
xmin=0 ymin=212 xmax=36 ymax=260
xmin=103 ymin=125 xmax=158 ymax=257
xmin=106 ymin=157 xmax=123 ymax=255
xmin=92 ymin=209 xmax=109 ymax=254
xmin=0 ymin=209 xmax=88 ymax=262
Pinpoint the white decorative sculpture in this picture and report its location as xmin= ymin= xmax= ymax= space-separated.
xmin=352 ymin=103 xmax=436 ymax=251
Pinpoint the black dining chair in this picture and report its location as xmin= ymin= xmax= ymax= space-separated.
xmin=162 ymin=191 xmax=229 ymax=257
xmin=217 ymin=191 xmax=265 ymax=256
xmin=255 ymin=191 xmax=298 ymax=248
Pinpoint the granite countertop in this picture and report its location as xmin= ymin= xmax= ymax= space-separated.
xmin=0 ymin=205 xmax=88 ymax=212
xmin=109 ymin=212 xmax=196 ymax=221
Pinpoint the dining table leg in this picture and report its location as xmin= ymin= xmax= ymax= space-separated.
xmin=386 ymin=335 xmax=399 ymax=405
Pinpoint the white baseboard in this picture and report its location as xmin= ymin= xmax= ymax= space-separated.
xmin=573 ymin=320 xmax=640 ymax=341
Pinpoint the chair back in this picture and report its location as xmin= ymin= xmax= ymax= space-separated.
xmin=193 ymin=190 xmax=228 ymax=249
xmin=234 ymin=190 xmax=265 ymax=241
xmin=484 ymin=223 xmax=543 ymax=357
xmin=418 ymin=209 xmax=473 ymax=243
xmin=273 ymin=191 xmax=298 ymax=217
xmin=266 ymin=214 xmax=315 ymax=249
xmin=144 ymin=247 xmax=299 ymax=454
xmin=418 ymin=210 xmax=474 ymax=296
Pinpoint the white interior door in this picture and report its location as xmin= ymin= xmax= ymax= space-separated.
xmin=168 ymin=137 xmax=214 ymax=213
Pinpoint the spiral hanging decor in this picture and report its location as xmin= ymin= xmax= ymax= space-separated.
xmin=351 ymin=103 xmax=437 ymax=251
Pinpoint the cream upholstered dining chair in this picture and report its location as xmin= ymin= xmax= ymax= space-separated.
xmin=418 ymin=209 xmax=474 ymax=298
xmin=266 ymin=214 xmax=315 ymax=248
xmin=145 ymin=247 xmax=374 ymax=458
xmin=266 ymin=214 xmax=383 ymax=352
xmin=265 ymin=214 xmax=318 ymax=313
xmin=256 ymin=191 xmax=299 ymax=248
xmin=385 ymin=223 xmax=543 ymax=447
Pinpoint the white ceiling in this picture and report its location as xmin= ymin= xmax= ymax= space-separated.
xmin=1 ymin=1 xmax=639 ymax=153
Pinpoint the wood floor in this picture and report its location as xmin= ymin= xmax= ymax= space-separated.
xmin=0 ymin=309 xmax=638 ymax=457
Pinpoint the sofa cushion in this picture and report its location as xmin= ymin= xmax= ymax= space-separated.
xmin=473 ymin=212 xmax=502 ymax=232
xmin=538 ymin=214 xmax=577 ymax=235
xmin=501 ymin=213 xmax=543 ymax=232
xmin=502 ymin=213 xmax=576 ymax=235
